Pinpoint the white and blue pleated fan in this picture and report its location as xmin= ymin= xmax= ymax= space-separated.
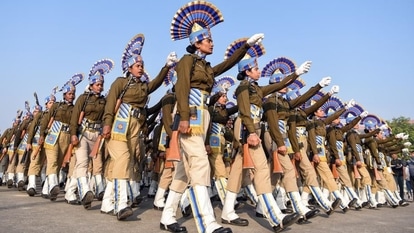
xmin=360 ymin=114 xmax=381 ymax=128
xmin=321 ymin=96 xmax=344 ymax=116
xmin=261 ymin=57 xmax=296 ymax=78
xmin=89 ymin=59 xmax=115 ymax=77
xmin=341 ymin=104 xmax=364 ymax=119
xmin=121 ymin=34 xmax=145 ymax=73
xmin=170 ymin=1 xmax=224 ymax=40
xmin=224 ymin=38 xmax=265 ymax=60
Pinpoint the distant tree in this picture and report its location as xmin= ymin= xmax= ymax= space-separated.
xmin=386 ymin=116 xmax=413 ymax=159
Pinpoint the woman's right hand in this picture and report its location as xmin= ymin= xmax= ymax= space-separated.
xmin=71 ymin=135 xmax=79 ymax=146
xmin=102 ymin=125 xmax=111 ymax=139
xmin=178 ymin=120 xmax=190 ymax=134
xmin=247 ymin=133 xmax=261 ymax=147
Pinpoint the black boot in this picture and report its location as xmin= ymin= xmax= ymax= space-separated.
xmin=160 ymin=222 xmax=187 ymax=233
xmin=212 ymin=227 xmax=232 ymax=233
xmin=117 ymin=207 xmax=133 ymax=220
xmin=273 ymin=213 xmax=300 ymax=232
xmin=221 ymin=217 xmax=249 ymax=226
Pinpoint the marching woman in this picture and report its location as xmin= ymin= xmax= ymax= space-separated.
xmin=25 ymin=92 xmax=55 ymax=196
xmin=67 ymin=59 xmax=113 ymax=209
xmin=206 ymin=76 xmax=238 ymax=206
xmin=101 ymin=33 xmax=175 ymax=220
xmin=222 ymin=39 xmax=310 ymax=232
xmin=160 ymin=2 xmax=264 ymax=233
xmin=38 ymin=75 xmax=82 ymax=201
xmin=261 ymin=57 xmax=322 ymax=222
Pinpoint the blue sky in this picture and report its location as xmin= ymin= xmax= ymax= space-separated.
xmin=1 ymin=0 xmax=413 ymax=132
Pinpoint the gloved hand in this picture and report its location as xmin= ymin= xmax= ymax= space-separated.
xmin=359 ymin=111 xmax=369 ymax=118
xmin=166 ymin=51 xmax=178 ymax=67
xmin=402 ymin=148 xmax=409 ymax=153
xmin=379 ymin=124 xmax=388 ymax=131
xmin=247 ymin=33 xmax=264 ymax=46
xmin=295 ymin=61 xmax=312 ymax=76
xmin=404 ymin=142 xmax=412 ymax=147
xmin=395 ymin=133 xmax=404 ymax=139
xmin=329 ymin=85 xmax=339 ymax=95
xmin=345 ymin=99 xmax=355 ymax=109
xmin=402 ymin=134 xmax=409 ymax=140
xmin=319 ymin=76 xmax=332 ymax=87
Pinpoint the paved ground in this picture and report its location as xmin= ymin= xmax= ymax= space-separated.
xmin=0 ymin=184 xmax=413 ymax=233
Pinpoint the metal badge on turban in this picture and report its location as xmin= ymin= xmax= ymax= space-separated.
xmin=89 ymin=59 xmax=114 ymax=84
xmin=163 ymin=63 xmax=177 ymax=87
xmin=170 ymin=1 xmax=224 ymax=44
xmin=321 ymin=96 xmax=344 ymax=117
xmin=223 ymin=38 xmax=265 ymax=73
xmin=261 ymin=57 xmax=296 ymax=84
xmin=360 ymin=114 xmax=381 ymax=130
xmin=60 ymin=73 xmax=84 ymax=93
xmin=341 ymin=103 xmax=364 ymax=123
xmin=122 ymin=33 xmax=145 ymax=74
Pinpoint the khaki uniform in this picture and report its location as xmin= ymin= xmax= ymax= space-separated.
xmin=102 ymin=65 xmax=169 ymax=214
xmin=161 ymin=43 xmax=250 ymax=233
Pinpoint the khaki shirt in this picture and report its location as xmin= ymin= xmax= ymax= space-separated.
xmin=103 ymin=65 xmax=169 ymax=127
xmin=70 ymin=92 xmax=106 ymax=136
xmin=26 ymin=111 xmax=45 ymax=145
xmin=175 ymin=43 xmax=250 ymax=121
xmin=40 ymin=102 xmax=74 ymax=136
xmin=236 ymin=72 xmax=298 ymax=134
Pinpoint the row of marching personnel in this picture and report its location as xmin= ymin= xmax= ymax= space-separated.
xmin=0 ymin=1 xmax=412 ymax=233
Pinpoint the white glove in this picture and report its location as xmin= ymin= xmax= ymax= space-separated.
xmin=359 ymin=111 xmax=369 ymax=118
xmin=166 ymin=51 xmax=178 ymax=67
xmin=329 ymin=85 xmax=339 ymax=95
xmin=295 ymin=61 xmax=312 ymax=76
xmin=404 ymin=142 xmax=412 ymax=147
xmin=379 ymin=124 xmax=388 ymax=131
xmin=402 ymin=134 xmax=409 ymax=140
xmin=402 ymin=148 xmax=409 ymax=153
xmin=396 ymin=133 xmax=404 ymax=139
xmin=319 ymin=76 xmax=332 ymax=87
xmin=247 ymin=33 xmax=264 ymax=46
xmin=345 ymin=99 xmax=355 ymax=109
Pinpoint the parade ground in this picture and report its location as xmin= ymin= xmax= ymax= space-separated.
xmin=0 ymin=185 xmax=413 ymax=233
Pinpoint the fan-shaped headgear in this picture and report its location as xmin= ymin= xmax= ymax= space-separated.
xmin=60 ymin=73 xmax=84 ymax=94
xmin=163 ymin=63 xmax=178 ymax=87
xmin=121 ymin=34 xmax=145 ymax=74
xmin=261 ymin=57 xmax=296 ymax=84
xmin=211 ymin=76 xmax=235 ymax=95
xmin=170 ymin=1 xmax=224 ymax=45
xmin=24 ymin=101 xmax=32 ymax=117
xmin=380 ymin=119 xmax=391 ymax=137
xmin=89 ymin=59 xmax=114 ymax=85
xmin=360 ymin=114 xmax=381 ymax=131
xmin=303 ymin=91 xmax=326 ymax=109
xmin=285 ymin=78 xmax=305 ymax=100
xmin=341 ymin=103 xmax=364 ymax=123
xmin=321 ymin=96 xmax=344 ymax=117
xmin=44 ymin=86 xmax=58 ymax=104
xmin=223 ymin=38 xmax=265 ymax=74
xmin=208 ymin=76 xmax=235 ymax=105
xmin=33 ymin=92 xmax=42 ymax=111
